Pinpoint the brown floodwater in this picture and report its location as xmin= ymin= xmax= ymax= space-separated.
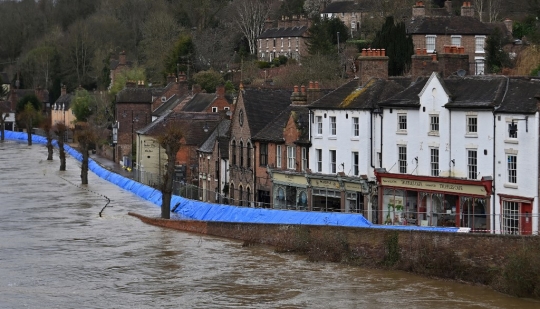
xmin=1 ymin=140 xmax=538 ymax=308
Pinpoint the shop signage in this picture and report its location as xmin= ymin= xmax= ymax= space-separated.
xmin=344 ymin=182 xmax=363 ymax=192
xmin=380 ymin=177 xmax=487 ymax=196
xmin=312 ymin=178 xmax=340 ymax=189
xmin=273 ymin=173 xmax=308 ymax=186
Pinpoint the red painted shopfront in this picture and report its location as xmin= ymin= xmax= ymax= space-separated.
xmin=375 ymin=171 xmax=492 ymax=231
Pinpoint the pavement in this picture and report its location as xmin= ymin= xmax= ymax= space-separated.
xmin=90 ymin=152 xmax=134 ymax=178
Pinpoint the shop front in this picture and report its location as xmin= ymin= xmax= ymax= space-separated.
xmin=310 ymin=177 xmax=342 ymax=212
xmin=375 ymin=171 xmax=492 ymax=231
xmin=271 ymin=172 xmax=309 ymax=210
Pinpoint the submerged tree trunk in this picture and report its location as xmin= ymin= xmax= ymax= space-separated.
xmin=44 ymin=124 xmax=53 ymax=160
xmin=26 ymin=116 xmax=32 ymax=146
xmin=59 ymin=139 xmax=66 ymax=171
xmin=0 ymin=113 xmax=6 ymax=141
xmin=80 ymin=143 xmax=89 ymax=185
xmin=54 ymin=123 xmax=68 ymax=171
xmin=161 ymin=143 xmax=177 ymax=219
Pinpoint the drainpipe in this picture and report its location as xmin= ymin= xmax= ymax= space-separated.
xmin=449 ymin=110 xmax=452 ymax=177
xmin=492 ymin=110 xmax=496 ymax=234
xmin=379 ymin=112 xmax=383 ymax=168
xmin=370 ymin=111 xmax=374 ymax=168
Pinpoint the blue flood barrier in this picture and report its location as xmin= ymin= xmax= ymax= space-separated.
xmin=4 ymin=130 xmax=458 ymax=232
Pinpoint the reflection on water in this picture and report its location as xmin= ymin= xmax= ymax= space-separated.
xmin=0 ymin=141 xmax=538 ymax=308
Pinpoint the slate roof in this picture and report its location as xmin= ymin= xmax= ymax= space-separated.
xmin=443 ymin=75 xmax=507 ymax=109
xmin=496 ymin=78 xmax=540 ymax=114
xmin=241 ymin=88 xmax=293 ymax=137
xmin=407 ymin=16 xmax=492 ymax=35
xmin=199 ymin=119 xmax=231 ymax=153
xmin=258 ymin=26 xmax=308 ymax=39
xmin=182 ymin=93 xmax=217 ymax=112
xmin=139 ymin=111 xmax=220 ymax=146
xmin=152 ymin=94 xmax=188 ymax=117
xmin=321 ymin=1 xmax=373 ymax=13
xmin=378 ymin=77 xmax=430 ymax=108
xmin=116 ymin=88 xmax=153 ymax=103
xmin=309 ymin=78 xmax=407 ymax=109
xmin=380 ymin=75 xmax=506 ymax=109
xmin=53 ymin=94 xmax=74 ymax=109
xmin=252 ymin=105 xmax=309 ymax=143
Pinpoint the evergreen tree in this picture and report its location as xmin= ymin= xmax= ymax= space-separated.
xmin=485 ymin=27 xmax=511 ymax=74
xmin=372 ymin=16 xmax=414 ymax=76
xmin=307 ymin=16 xmax=349 ymax=55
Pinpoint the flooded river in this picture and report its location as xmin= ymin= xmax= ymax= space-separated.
xmin=1 ymin=140 xmax=538 ymax=308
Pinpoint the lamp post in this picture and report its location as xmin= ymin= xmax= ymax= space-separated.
xmin=112 ymin=121 xmax=118 ymax=163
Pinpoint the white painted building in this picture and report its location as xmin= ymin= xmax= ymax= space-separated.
xmin=377 ymin=73 xmax=539 ymax=235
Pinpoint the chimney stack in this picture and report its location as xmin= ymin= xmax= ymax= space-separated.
xmin=291 ymin=84 xmax=308 ymax=105
xmin=444 ymin=1 xmax=453 ymax=14
xmin=167 ymin=73 xmax=176 ymax=84
xmin=412 ymin=1 xmax=425 ymax=18
xmin=504 ymin=18 xmax=513 ymax=35
xmin=357 ymin=48 xmax=389 ymax=86
xmin=307 ymin=81 xmax=322 ymax=104
xmin=461 ymin=1 xmax=475 ymax=17
xmin=61 ymin=85 xmax=67 ymax=96
xmin=216 ymin=84 xmax=225 ymax=98
xmin=126 ymin=80 xmax=136 ymax=88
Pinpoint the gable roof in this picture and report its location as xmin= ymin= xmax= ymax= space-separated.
xmin=53 ymin=94 xmax=74 ymax=109
xmin=309 ymin=78 xmax=407 ymax=110
xmin=182 ymin=93 xmax=216 ymax=112
xmin=241 ymin=88 xmax=293 ymax=137
xmin=198 ymin=119 xmax=231 ymax=153
xmin=258 ymin=26 xmax=308 ymax=39
xmin=152 ymin=94 xmax=188 ymax=117
xmin=139 ymin=111 xmax=220 ymax=146
xmin=381 ymin=75 xmax=515 ymax=110
xmin=252 ymin=105 xmax=309 ymax=143
xmin=407 ymin=16 xmax=492 ymax=35
xmin=116 ymin=88 xmax=153 ymax=103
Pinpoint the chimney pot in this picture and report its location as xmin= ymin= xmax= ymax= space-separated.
xmin=301 ymin=85 xmax=306 ymax=94
xmin=309 ymin=81 xmax=314 ymax=89
xmin=294 ymin=85 xmax=299 ymax=93
xmin=315 ymin=81 xmax=319 ymax=89
xmin=362 ymin=48 xmax=367 ymax=56
xmin=381 ymin=49 xmax=386 ymax=56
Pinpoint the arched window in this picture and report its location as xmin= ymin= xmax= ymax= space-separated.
xmin=247 ymin=142 xmax=252 ymax=168
xmin=231 ymin=140 xmax=236 ymax=165
xmin=240 ymin=141 xmax=244 ymax=167
xmin=247 ymin=187 xmax=251 ymax=207
xmin=239 ymin=185 xmax=244 ymax=206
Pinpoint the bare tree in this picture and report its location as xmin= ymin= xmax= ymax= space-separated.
xmin=156 ymin=121 xmax=183 ymax=219
xmin=472 ymin=0 xmax=502 ymax=22
xmin=54 ymin=122 xmax=68 ymax=171
xmin=17 ymin=103 xmax=41 ymax=146
xmin=235 ymin=0 xmax=271 ymax=55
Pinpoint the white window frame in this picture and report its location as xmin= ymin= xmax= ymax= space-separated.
xmin=316 ymin=116 xmax=323 ymax=135
xmin=475 ymin=35 xmax=486 ymax=53
xmin=467 ymin=149 xmax=477 ymax=179
xmin=330 ymin=150 xmax=337 ymax=173
xmin=276 ymin=145 xmax=282 ymax=168
xmin=287 ymin=146 xmax=296 ymax=170
xmin=398 ymin=146 xmax=407 ymax=173
xmin=301 ymin=147 xmax=307 ymax=171
xmin=507 ymin=154 xmax=517 ymax=184
xmin=475 ymin=57 xmax=485 ymax=75
xmin=316 ymin=148 xmax=322 ymax=172
xmin=426 ymin=35 xmax=437 ymax=53
xmin=352 ymin=151 xmax=359 ymax=176
xmin=502 ymin=200 xmax=519 ymax=235
xmin=212 ymin=107 xmax=218 ymax=113
xmin=431 ymin=148 xmax=439 ymax=176
xmin=430 ymin=114 xmax=439 ymax=134
xmin=397 ymin=113 xmax=407 ymax=133
xmin=451 ymin=35 xmax=461 ymax=46
xmin=466 ymin=115 xmax=478 ymax=135
xmin=329 ymin=116 xmax=337 ymax=136
xmin=352 ymin=117 xmax=359 ymax=137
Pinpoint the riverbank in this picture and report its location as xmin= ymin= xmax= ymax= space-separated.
xmin=129 ymin=212 xmax=540 ymax=299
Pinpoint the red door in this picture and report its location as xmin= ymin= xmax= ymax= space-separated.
xmin=520 ymin=203 xmax=532 ymax=235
